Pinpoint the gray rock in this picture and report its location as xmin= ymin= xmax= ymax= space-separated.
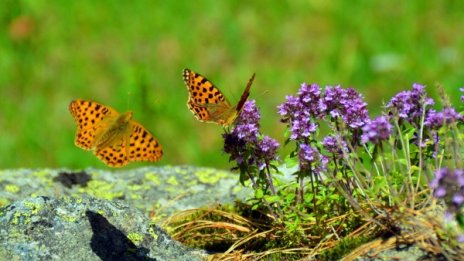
xmin=0 ymin=196 xmax=206 ymax=261
xmin=0 ymin=167 xmax=252 ymax=217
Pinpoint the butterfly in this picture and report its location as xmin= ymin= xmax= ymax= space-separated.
xmin=183 ymin=68 xmax=256 ymax=126
xmin=69 ymin=99 xmax=163 ymax=167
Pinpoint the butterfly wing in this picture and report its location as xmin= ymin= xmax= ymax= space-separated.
xmin=223 ymin=72 xmax=256 ymax=126
xmin=183 ymin=68 xmax=233 ymax=125
xmin=69 ymin=99 xmax=120 ymax=150
xmin=94 ymin=138 xmax=129 ymax=167
xmin=183 ymin=69 xmax=256 ymax=126
xmin=127 ymin=120 xmax=163 ymax=163
xmin=93 ymin=120 xmax=162 ymax=167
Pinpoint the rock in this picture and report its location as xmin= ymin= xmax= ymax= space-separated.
xmin=0 ymin=167 xmax=252 ymax=216
xmin=0 ymin=196 xmax=207 ymax=260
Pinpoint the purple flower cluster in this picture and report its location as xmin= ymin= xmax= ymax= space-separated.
xmin=238 ymin=99 xmax=261 ymax=124
xmin=425 ymin=107 xmax=463 ymax=129
xmin=223 ymin=100 xmax=279 ymax=170
xmin=386 ymin=83 xmax=434 ymax=123
xmin=223 ymin=131 xmax=246 ymax=164
xmin=323 ymin=86 xmax=369 ymax=129
xmin=278 ymin=83 xmax=370 ymax=173
xmin=430 ymin=168 xmax=464 ymax=212
xmin=278 ymin=83 xmax=369 ymax=140
xmin=278 ymin=83 xmax=324 ymax=140
xmin=361 ymin=116 xmax=393 ymax=144
xmin=298 ymin=144 xmax=328 ymax=173
xmin=322 ymin=135 xmax=347 ymax=156
xmin=255 ymin=136 xmax=280 ymax=170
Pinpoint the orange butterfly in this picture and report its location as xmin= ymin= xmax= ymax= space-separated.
xmin=69 ymin=99 xmax=163 ymax=167
xmin=183 ymin=69 xmax=255 ymax=126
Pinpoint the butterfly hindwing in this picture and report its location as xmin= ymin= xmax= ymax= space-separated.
xmin=127 ymin=121 xmax=163 ymax=163
xmin=95 ymin=139 xmax=128 ymax=167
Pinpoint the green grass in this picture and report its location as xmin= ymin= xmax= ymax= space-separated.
xmin=1 ymin=1 xmax=463 ymax=169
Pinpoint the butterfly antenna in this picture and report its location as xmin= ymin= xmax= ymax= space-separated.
xmin=258 ymin=89 xmax=270 ymax=98
xmin=126 ymin=91 xmax=132 ymax=110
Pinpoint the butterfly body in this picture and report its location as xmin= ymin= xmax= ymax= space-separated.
xmin=190 ymin=101 xmax=238 ymax=126
xmin=183 ymin=68 xmax=255 ymax=126
xmin=95 ymin=111 xmax=132 ymax=150
xmin=69 ymin=100 xmax=162 ymax=167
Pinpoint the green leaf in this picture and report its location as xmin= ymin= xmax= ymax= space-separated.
xmin=264 ymin=195 xmax=281 ymax=203
xmin=286 ymin=193 xmax=296 ymax=202
xmin=397 ymin=158 xmax=409 ymax=166
xmin=303 ymin=193 xmax=314 ymax=203
xmin=457 ymin=213 xmax=464 ymax=229
xmin=403 ymin=127 xmax=417 ymax=139
xmin=255 ymin=189 xmax=264 ymax=199
xmin=284 ymin=154 xmax=299 ymax=168
xmin=410 ymin=165 xmax=420 ymax=172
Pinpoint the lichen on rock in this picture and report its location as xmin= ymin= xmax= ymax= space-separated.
xmin=0 ymin=196 xmax=206 ymax=260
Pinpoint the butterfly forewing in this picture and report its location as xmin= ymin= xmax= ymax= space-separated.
xmin=69 ymin=99 xmax=119 ymax=150
xmin=234 ymin=73 xmax=255 ymax=114
xmin=183 ymin=69 xmax=232 ymax=123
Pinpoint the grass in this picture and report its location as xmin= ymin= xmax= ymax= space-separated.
xmin=1 ymin=1 xmax=463 ymax=169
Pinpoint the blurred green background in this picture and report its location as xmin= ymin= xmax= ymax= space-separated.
xmin=1 ymin=1 xmax=463 ymax=170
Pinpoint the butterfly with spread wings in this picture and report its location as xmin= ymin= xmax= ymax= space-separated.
xmin=69 ymin=99 xmax=163 ymax=167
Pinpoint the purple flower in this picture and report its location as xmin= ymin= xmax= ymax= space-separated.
xmin=223 ymin=131 xmax=246 ymax=163
xmin=278 ymin=83 xmax=369 ymax=142
xmin=298 ymin=144 xmax=328 ymax=173
xmin=299 ymin=144 xmax=317 ymax=162
xmin=232 ymin=100 xmax=261 ymax=143
xmin=412 ymin=83 xmax=434 ymax=105
xmin=297 ymin=83 xmax=327 ymax=118
xmin=458 ymin=234 xmax=464 ymax=243
xmin=430 ymin=168 xmax=464 ymax=212
xmin=234 ymin=123 xmax=259 ymax=142
xmin=361 ymin=116 xmax=393 ymax=144
xmin=278 ymin=83 xmax=370 ymax=176
xmin=322 ymin=135 xmax=347 ymax=156
xmin=323 ymin=86 xmax=369 ymax=129
xmin=278 ymin=83 xmax=324 ymax=140
xmin=278 ymin=95 xmax=300 ymax=117
xmin=257 ymin=136 xmax=280 ymax=155
xmin=289 ymin=119 xmax=318 ymax=140
xmin=224 ymin=100 xmax=279 ymax=171
xmin=255 ymin=136 xmax=280 ymax=170
xmin=453 ymin=194 xmax=464 ymax=205
xmin=224 ymin=100 xmax=261 ymax=164
xmin=238 ymin=99 xmax=261 ymax=125
xmin=425 ymin=107 xmax=462 ymax=129
xmin=460 ymin=88 xmax=464 ymax=102
xmin=386 ymin=83 xmax=434 ymax=123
